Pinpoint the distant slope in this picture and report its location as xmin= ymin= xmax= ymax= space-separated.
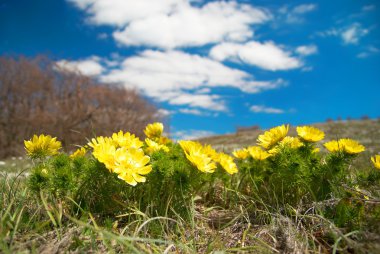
xmin=197 ymin=119 xmax=380 ymax=156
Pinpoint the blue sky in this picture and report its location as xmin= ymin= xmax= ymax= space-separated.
xmin=1 ymin=0 xmax=379 ymax=139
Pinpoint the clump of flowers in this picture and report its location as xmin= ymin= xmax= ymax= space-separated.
xmin=23 ymin=121 xmax=380 ymax=228
xmin=179 ymin=141 xmax=217 ymax=173
xmin=235 ymin=124 xmax=370 ymax=208
xmin=112 ymin=147 xmax=152 ymax=186
xmin=324 ymin=138 xmax=365 ymax=154
xmin=24 ymin=134 xmax=62 ymax=159
xmin=179 ymin=140 xmax=238 ymax=175
xmin=143 ymin=122 xmax=170 ymax=154
xmin=88 ymin=131 xmax=151 ymax=186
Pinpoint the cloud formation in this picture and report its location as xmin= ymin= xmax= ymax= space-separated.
xmin=210 ymin=41 xmax=302 ymax=71
xmin=64 ymin=0 xmax=317 ymax=116
xmin=250 ymin=105 xmax=284 ymax=114
xmin=172 ymin=129 xmax=216 ymax=140
xmin=56 ymin=56 xmax=104 ymax=76
xmin=99 ymin=50 xmax=284 ymax=111
xmin=278 ymin=3 xmax=317 ymax=24
xmin=179 ymin=108 xmax=209 ymax=116
xmin=69 ymin=0 xmax=270 ymax=49
xmin=317 ymin=23 xmax=370 ymax=45
xmin=292 ymin=4 xmax=317 ymax=14
xmin=68 ymin=0 xmax=182 ymax=27
xmin=341 ymin=23 xmax=369 ymax=45
xmin=296 ymin=45 xmax=318 ymax=56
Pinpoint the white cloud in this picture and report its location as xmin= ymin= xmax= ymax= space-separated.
xmin=113 ymin=1 xmax=270 ymax=48
xmin=210 ymin=41 xmax=302 ymax=71
xmin=169 ymin=93 xmax=226 ymax=111
xmin=63 ymin=1 xmax=307 ymax=115
xmin=56 ymin=56 xmax=104 ymax=76
xmin=317 ymin=23 xmax=369 ymax=45
xmin=341 ymin=23 xmax=369 ymax=45
xmin=179 ymin=108 xmax=207 ymax=116
xmin=296 ymin=45 xmax=318 ymax=56
xmin=250 ymin=105 xmax=284 ymax=114
xmin=196 ymin=87 xmax=211 ymax=94
xmin=155 ymin=109 xmax=173 ymax=117
xmin=99 ymin=50 xmax=283 ymax=111
xmin=68 ymin=0 xmax=183 ymax=27
xmin=172 ymin=129 xmax=216 ymax=140
xmin=278 ymin=4 xmax=317 ymax=24
xmin=292 ymin=4 xmax=317 ymax=14
xmin=68 ymin=0 xmax=271 ymax=49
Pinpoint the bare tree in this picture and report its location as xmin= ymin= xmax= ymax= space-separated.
xmin=0 ymin=55 xmax=161 ymax=158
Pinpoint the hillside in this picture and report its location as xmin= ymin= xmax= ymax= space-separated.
xmin=198 ymin=119 xmax=380 ymax=152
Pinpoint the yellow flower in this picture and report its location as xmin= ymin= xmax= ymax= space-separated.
xmin=268 ymin=147 xmax=280 ymax=155
xmin=88 ymin=134 xmax=152 ymax=186
xmin=145 ymin=138 xmax=169 ymax=154
xmin=203 ymin=144 xmax=219 ymax=161
xmin=324 ymin=139 xmax=365 ymax=154
xmin=92 ymin=141 xmax=117 ymax=170
xmin=339 ymin=139 xmax=365 ymax=154
xmin=178 ymin=140 xmax=202 ymax=154
xmin=179 ymin=140 xmax=219 ymax=173
xmin=144 ymin=122 xmax=164 ymax=139
xmin=371 ymin=155 xmax=380 ymax=169
xmin=257 ymin=124 xmax=289 ymax=149
xmin=113 ymin=147 xmax=152 ymax=186
xmin=158 ymin=136 xmax=172 ymax=145
xmin=70 ymin=147 xmax=86 ymax=159
xmin=218 ymin=153 xmax=238 ymax=174
xmin=111 ymin=131 xmax=143 ymax=149
xmin=88 ymin=136 xmax=112 ymax=149
xmin=24 ymin=134 xmax=62 ymax=158
xmin=88 ymin=136 xmax=116 ymax=169
xmin=324 ymin=140 xmax=342 ymax=152
xmin=312 ymin=148 xmax=320 ymax=154
xmin=232 ymin=149 xmax=249 ymax=159
xmin=185 ymin=149 xmax=217 ymax=173
xmin=279 ymin=136 xmax=303 ymax=149
xmin=41 ymin=168 xmax=49 ymax=175
xmin=296 ymin=126 xmax=325 ymax=142
xmin=247 ymin=146 xmax=272 ymax=160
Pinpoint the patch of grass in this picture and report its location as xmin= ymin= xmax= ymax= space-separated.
xmin=1 ymin=173 xmax=380 ymax=253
